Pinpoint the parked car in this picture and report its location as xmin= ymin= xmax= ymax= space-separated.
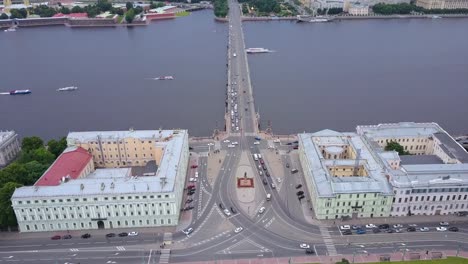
xmin=262 ymin=178 xmax=267 ymax=185
xmin=449 ymin=227 xmax=459 ymax=232
xmin=296 ymin=191 xmax=304 ymax=196
xmin=262 ymin=165 xmax=267 ymax=170
xmin=105 ymin=233 xmax=115 ymax=238
xmin=63 ymin=234 xmax=72 ymax=239
xmin=436 ymin=227 xmax=447 ymax=232
xmin=352 ymin=225 xmax=362 ymax=230
xmin=378 ymin=224 xmax=390 ymax=229
xmin=408 ymin=224 xmax=418 ymax=227
xmin=305 ymin=248 xmax=315 ymax=254
xmin=299 ymin=243 xmax=310 ymax=249
xmin=419 ymin=227 xmax=430 ymax=232
xmin=340 ymin=225 xmax=351 ymax=230
xmin=128 ymin=232 xmax=138 ymax=236
xmin=365 ymin=224 xmax=376 ymax=229
xmin=258 ymin=207 xmax=265 ymax=214
xmin=118 ymin=232 xmax=128 ymax=237
xmin=223 ymin=209 xmax=231 ymax=216
xmin=439 ymin=222 xmax=450 ymax=226
xmin=183 ymin=228 xmax=194 ymax=235
xmin=185 ymin=199 xmax=193 ymax=204
xmin=81 ymin=233 xmax=91 ymax=239
xmin=51 ymin=235 xmax=61 ymax=240
xmin=271 ymin=183 xmax=276 ymax=189
xmin=372 ymin=228 xmax=381 ymax=233
xmin=393 ymin=224 xmax=403 ymax=228
xmin=187 ymin=185 xmax=196 ymax=190
xmin=190 ymin=165 xmax=198 ymax=169
xmin=343 ymin=230 xmax=352 ymax=235
xmin=356 ymin=229 xmax=366 ymax=235
xmin=298 ymin=195 xmax=305 ymax=200
xmin=386 ymin=229 xmax=395 ymax=233
xmin=230 ymin=207 xmax=237 ymax=214
xmin=407 ymin=227 xmax=416 ymax=232
xmin=295 ymin=184 xmax=302 ymax=189
xmin=265 ymin=171 xmax=270 ymax=177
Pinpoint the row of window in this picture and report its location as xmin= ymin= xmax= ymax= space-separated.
xmin=393 ymin=203 xmax=466 ymax=212
xmin=335 ymin=193 xmax=379 ymax=199
xmin=395 ymin=194 xmax=468 ymax=203
xmin=20 ymin=202 xmax=172 ymax=213
xmin=89 ymin=140 xmax=154 ymax=145
xmin=332 ymin=200 xmax=386 ymax=207
xmin=17 ymin=194 xmax=171 ymax=205
xmin=21 ymin=208 xmax=174 ymax=221
xmin=99 ymin=153 xmax=153 ymax=159
xmin=379 ymin=138 xmax=428 ymax=144
xmin=326 ymin=207 xmax=386 ymax=214
xmin=410 ymin=188 xmax=468 ymax=194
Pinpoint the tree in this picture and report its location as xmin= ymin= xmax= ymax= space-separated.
xmin=335 ymin=259 xmax=350 ymax=264
xmin=10 ymin=9 xmax=26 ymax=19
xmin=125 ymin=8 xmax=135 ymax=23
xmin=21 ymin=136 xmax=44 ymax=152
xmin=133 ymin=6 xmax=143 ymax=14
xmin=0 ymin=182 xmax=22 ymax=229
xmin=71 ymin=5 xmax=84 ymax=13
xmin=18 ymin=8 xmax=28 ymax=18
xmin=0 ymin=13 xmax=9 ymax=20
xmin=385 ymin=141 xmax=410 ymax=155
xmin=60 ymin=6 xmax=71 ymax=14
xmin=126 ymin=2 xmax=134 ymax=11
xmin=47 ymin=137 xmax=67 ymax=158
xmin=19 ymin=148 xmax=55 ymax=165
xmin=97 ymin=0 xmax=112 ymax=12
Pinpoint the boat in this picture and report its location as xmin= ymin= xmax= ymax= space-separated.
xmin=10 ymin=90 xmax=31 ymax=95
xmin=296 ymin=15 xmax=333 ymax=23
xmin=155 ymin=76 xmax=174 ymax=80
xmin=4 ymin=27 xmax=16 ymax=32
xmin=430 ymin=15 xmax=442 ymax=19
xmin=57 ymin=86 xmax=78 ymax=92
xmin=246 ymin=48 xmax=271 ymax=54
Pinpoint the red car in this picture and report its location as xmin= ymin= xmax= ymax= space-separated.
xmin=190 ymin=165 xmax=198 ymax=169
xmin=51 ymin=235 xmax=61 ymax=240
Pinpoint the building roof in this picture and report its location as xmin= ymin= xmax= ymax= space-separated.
xmin=52 ymin=12 xmax=88 ymax=18
xmin=0 ymin=131 xmax=16 ymax=147
xmin=34 ymin=146 xmax=92 ymax=187
xmin=357 ymin=122 xmax=442 ymax=138
xmin=67 ymin=129 xmax=177 ymax=143
xmin=433 ymin=132 xmax=468 ymax=163
xmin=400 ymin=155 xmax=444 ymax=165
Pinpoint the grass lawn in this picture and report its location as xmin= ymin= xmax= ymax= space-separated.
xmin=357 ymin=257 xmax=468 ymax=264
xmin=116 ymin=15 xmax=123 ymax=23
xmin=176 ymin=10 xmax=190 ymax=17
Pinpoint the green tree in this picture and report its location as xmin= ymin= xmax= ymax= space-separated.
xmin=60 ymin=6 xmax=71 ymax=14
xmin=21 ymin=136 xmax=44 ymax=152
xmin=18 ymin=8 xmax=28 ymax=18
xmin=385 ymin=141 xmax=410 ymax=155
xmin=47 ymin=137 xmax=67 ymax=158
xmin=126 ymin=2 xmax=134 ymax=10
xmin=0 ymin=13 xmax=9 ymax=19
xmin=97 ymin=0 xmax=112 ymax=12
xmin=19 ymin=148 xmax=55 ymax=165
xmin=133 ymin=6 xmax=143 ymax=14
xmin=0 ymin=182 xmax=22 ymax=229
xmin=71 ymin=5 xmax=84 ymax=13
xmin=22 ymin=161 xmax=49 ymax=185
xmin=125 ymin=8 xmax=135 ymax=23
xmin=10 ymin=9 xmax=26 ymax=19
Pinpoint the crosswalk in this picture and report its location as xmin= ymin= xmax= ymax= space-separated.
xmin=319 ymin=225 xmax=337 ymax=256
xmin=159 ymin=249 xmax=171 ymax=263
xmin=69 ymin=248 xmax=79 ymax=252
xmin=116 ymin=246 xmax=126 ymax=251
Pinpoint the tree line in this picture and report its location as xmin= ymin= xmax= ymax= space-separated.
xmin=239 ymin=0 xmax=281 ymax=16
xmin=214 ymin=0 xmax=228 ymax=17
xmin=0 ymin=137 xmax=67 ymax=230
xmin=372 ymin=3 xmax=468 ymax=14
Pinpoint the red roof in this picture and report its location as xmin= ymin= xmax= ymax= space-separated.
xmin=53 ymin=13 xmax=88 ymax=18
xmin=35 ymin=147 xmax=92 ymax=186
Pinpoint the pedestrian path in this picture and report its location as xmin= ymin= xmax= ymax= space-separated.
xmin=319 ymin=225 xmax=337 ymax=256
xmin=159 ymin=248 xmax=171 ymax=263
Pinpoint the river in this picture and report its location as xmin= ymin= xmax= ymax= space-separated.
xmin=1 ymin=13 xmax=467 ymax=140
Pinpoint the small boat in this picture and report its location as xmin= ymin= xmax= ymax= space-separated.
xmin=246 ymin=48 xmax=271 ymax=54
xmin=57 ymin=86 xmax=78 ymax=92
xmin=4 ymin=27 xmax=16 ymax=32
xmin=155 ymin=76 xmax=174 ymax=80
xmin=10 ymin=90 xmax=31 ymax=95
xmin=430 ymin=15 xmax=442 ymax=19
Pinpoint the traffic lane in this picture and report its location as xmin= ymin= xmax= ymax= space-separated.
xmin=330 ymin=223 xmax=468 ymax=236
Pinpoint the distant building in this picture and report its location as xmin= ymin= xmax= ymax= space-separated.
xmin=0 ymin=130 xmax=21 ymax=168
xmin=298 ymin=130 xmax=394 ymax=220
xmin=357 ymin=122 xmax=468 ymax=217
xmin=416 ymin=0 xmax=468 ymax=9
xmin=12 ymin=129 xmax=189 ymax=232
xmin=348 ymin=3 xmax=369 ymax=15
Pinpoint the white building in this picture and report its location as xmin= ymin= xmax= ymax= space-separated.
xmin=11 ymin=129 xmax=189 ymax=232
xmin=0 ymin=130 xmax=21 ymax=167
xmin=348 ymin=3 xmax=369 ymax=15
xmin=357 ymin=122 xmax=468 ymax=217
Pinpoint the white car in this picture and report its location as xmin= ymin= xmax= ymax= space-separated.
xmin=259 ymin=171 xmax=263 ymax=176
xmin=436 ymin=227 xmax=447 ymax=232
xmin=299 ymin=243 xmax=310 ymax=249
xmin=254 ymin=141 xmax=260 ymax=145
xmin=439 ymin=222 xmax=450 ymax=226
xmin=183 ymin=227 xmax=194 ymax=235
xmin=195 ymin=172 xmax=199 ymax=178
xmin=234 ymin=227 xmax=243 ymax=233
xmin=232 ymin=142 xmax=239 ymax=145
xmin=223 ymin=140 xmax=230 ymax=143
xmin=420 ymin=227 xmax=430 ymax=232
xmin=365 ymin=224 xmax=376 ymax=229
xmin=277 ymin=178 xmax=282 ymax=183
xmin=393 ymin=224 xmax=403 ymax=228
xmin=189 ymin=178 xmax=197 ymax=182
xmin=228 ymin=144 xmax=235 ymax=148
xmin=273 ymin=139 xmax=281 ymax=143
xmin=128 ymin=232 xmax=138 ymax=236
xmin=258 ymin=207 xmax=265 ymax=214
xmin=207 ymin=143 xmax=214 ymax=146
xmin=223 ymin=209 xmax=231 ymax=216
xmin=340 ymin=225 xmax=351 ymax=230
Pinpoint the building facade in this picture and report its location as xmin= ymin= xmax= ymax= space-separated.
xmin=0 ymin=130 xmax=21 ymax=167
xmin=12 ymin=129 xmax=189 ymax=232
xmin=348 ymin=4 xmax=369 ymax=15
xmin=357 ymin=122 xmax=468 ymax=217
xmin=298 ymin=130 xmax=394 ymax=220
xmin=416 ymin=0 xmax=468 ymax=9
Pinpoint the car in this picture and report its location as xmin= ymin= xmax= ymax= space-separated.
xmin=265 ymin=171 xmax=270 ymax=177
xmin=393 ymin=224 xmax=403 ymax=228
xmin=223 ymin=140 xmax=230 ymax=143
xmin=128 ymin=232 xmax=138 ymax=236
xmin=436 ymin=227 xmax=447 ymax=232
xmin=258 ymin=207 xmax=265 ymax=214
xmin=105 ymin=233 xmax=115 ymax=238
xmin=419 ymin=227 xmax=430 ymax=232
xmin=259 ymin=170 xmax=263 ymax=176
xmin=305 ymin=248 xmax=315 ymax=254
xmin=295 ymin=184 xmax=302 ymax=189
xmin=223 ymin=209 xmax=231 ymax=216
xmin=277 ymin=178 xmax=282 ymax=183
xmin=395 ymin=228 xmax=402 ymax=233
xmin=408 ymin=224 xmax=418 ymax=227
xmin=273 ymin=139 xmax=281 ymax=143
xmin=351 ymin=225 xmax=362 ymax=230
xmin=340 ymin=225 xmax=351 ymax=230
xmin=232 ymin=142 xmax=239 ymax=145
xmin=386 ymin=229 xmax=395 ymax=233
xmin=207 ymin=143 xmax=214 ymax=146
xmin=449 ymin=227 xmax=459 ymax=232
xmin=407 ymin=227 xmax=416 ymax=232
xmin=81 ymin=233 xmax=91 ymax=239
xmin=296 ymin=191 xmax=304 ymax=196
xmin=187 ymin=185 xmax=196 ymax=189
xmin=356 ymin=229 xmax=366 ymax=235
xmin=262 ymin=165 xmax=267 ymax=170
xmin=195 ymin=172 xmax=199 ymax=178
xmin=254 ymin=141 xmax=260 ymax=145
xmin=372 ymin=228 xmax=381 ymax=233
xmin=51 ymin=235 xmax=61 ymax=240
xmin=298 ymin=195 xmax=305 ymax=200
xmin=259 ymin=159 xmax=265 ymax=165
xmin=299 ymin=243 xmax=310 ymax=249
xmin=378 ymin=224 xmax=390 ymax=229
xmin=234 ymin=227 xmax=243 ymax=233
xmin=286 ymin=143 xmax=293 ymax=145
xmin=63 ymin=234 xmax=72 ymax=239
xmin=189 ymin=178 xmax=197 ymax=182
xmin=271 ymin=183 xmax=276 ymax=189
xmin=185 ymin=199 xmax=193 ymax=203
xmin=286 ymin=163 xmax=290 ymax=168
xmin=184 ymin=206 xmax=194 ymax=210
xmin=190 ymin=165 xmax=198 ymax=169
xmin=230 ymin=207 xmax=237 ymax=214
xmin=219 ymin=203 xmax=224 ymax=209
xmin=293 ymin=146 xmax=298 ymax=149
xmin=262 ymin=178 xmax=267 ymax=185
xmin=183 ymin=228 xmax=194 ymax=235
xmin=187 ymin=192 xmax=195 ymax=196
xmin=343 ymin=230 xmax=352 ymax=235
xmin=228 ymin=144 xmax=235 ymax=148
xmin=118 ymin=232 xmax=128 ymax=237
xmin=291 ymin=168 xmax=299 ymax=174
xmin=439 ymin=221 xmax=450 ymax=226
xmin=365 ymin=224 xmax=376 ymax=229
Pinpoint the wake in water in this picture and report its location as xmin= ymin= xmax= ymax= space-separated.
xmin=0 ymin=92 xmax=11 ymax=95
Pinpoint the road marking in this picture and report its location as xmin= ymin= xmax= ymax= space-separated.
xmin=147 ymin=249 xmax=152 ymax=264
xmin=116 ymin=246 xmax=126 ymax=251
xmin=70 ymin=248 xmax=79 ymax=252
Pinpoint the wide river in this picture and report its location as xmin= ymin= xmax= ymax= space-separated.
xmin=1 ymin=11 xmax=467 ymax=140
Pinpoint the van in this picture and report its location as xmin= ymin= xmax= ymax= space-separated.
xmin=291 ymin=169 xmax=299 ymax=174
xmin=266 ymin=193 xmax=271 ymax=201
xmin=253 ymin=154 xmax=258 ymax=161
xmin=258 ymin=154 xmax=262 ymax=159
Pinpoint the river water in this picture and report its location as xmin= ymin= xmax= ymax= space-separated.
xmin=1 ymin=13 xmax=467 ymax=140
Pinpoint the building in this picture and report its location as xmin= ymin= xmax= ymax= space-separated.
xmin=357 ymin=122 xmax=468 ymax=217
xmin=416 ymin=0 xmax=468 ymax=9
xmin=348 ymin=3 xmax=369 ymax=15
xmin=298 ymin=130 xmax=394 ymax=220
xmin=11 ymin=129 xmax=189 ymax=232
xmin=0 ymin=130 xmax=21 ymax=167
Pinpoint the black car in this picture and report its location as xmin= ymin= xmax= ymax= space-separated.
xmin=187 ymin=191 xmax=195 ymax=196
xmin=185 ymin=199 xmax=193 ymax=204
xmin=81 ymin=233 xmax=91 ymax=239
xmin=185 ymin=206 xmax=194 ymax=210
xmin=286 ymin=163 xmax=290 ymax=168
xmin=106 ymin=233 xmax=116 ymax=238
xmin=296 ymin=191 xmax=304 ymax=196
xmin=219 ymin=203 xmax=224 ymax=209
xmin=262 ymin=178 xmax=267 ymax=185
xmin=379 ymin=224 xmax=390 ymax=229
xmin=265 ymin=171 xmax=270 ymax=177
xmin=231 ymin=207 xmax=237 ymax=214
xmin=407 ymin=227 xmax=416 ymax=232
xmin=286 ymin=143 xmax=293 ymax=145
xmin=118 ymin=232 xmax=128 ymax=237
xmin=262 ymin=165 xmax=267 ymax=170
xmin=449 ymin=227 xmax=459 ymax=232
xmin=343 ymin=230 xmax=352 ymax=235
xmin=386 ymin=229 xmax=395 ymax=233
xmin=298 ymin=195 xmax=305 ymax=200
xmin=305 ymin=248 xmax=315 ymax=254
xmin=351 ymin=225 xmax=361 ymax=230
xmin=295 ymin=184 xmax=302 ymax=189
xmin=63 ymin=234 xmax=72 ymax=239
xmin=372 ymin=228 xmax=381 ymax=233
